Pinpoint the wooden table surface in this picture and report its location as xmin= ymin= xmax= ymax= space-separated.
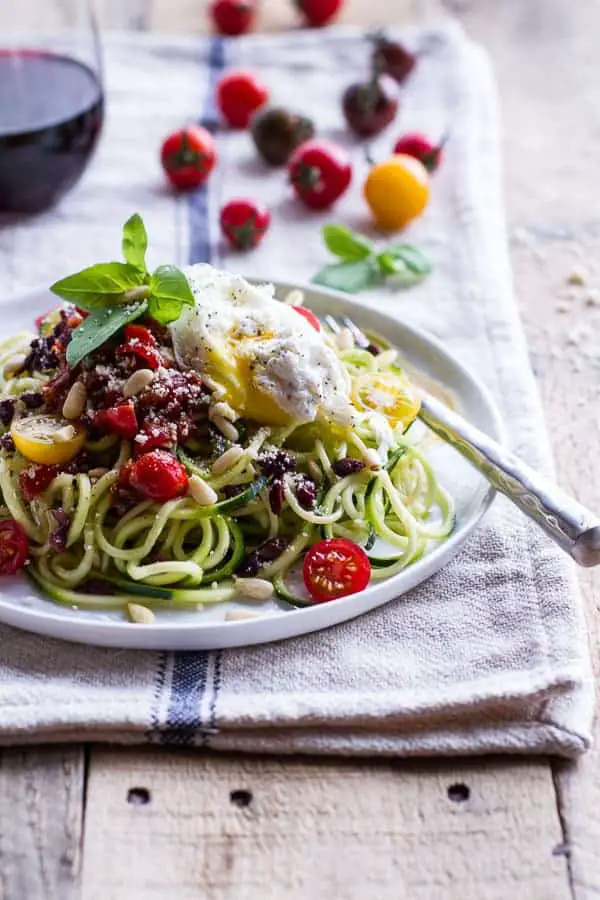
xmin=2 ymin=1 xmax=599 ymax=898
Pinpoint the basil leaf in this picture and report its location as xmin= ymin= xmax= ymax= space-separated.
xmin=377 ymin=252 xmax=400 ymax=276
xmin=384 ymin=244 xmax=432 ymax=276
xmin=148 ymin=265 xmax=195 ymax=324
xmin=312 ymin=260 xmax=379 ymax=294
xmin=122 ymin=213 xmax=148 ymax=272
xmin=66 ymin=302 xmax=147 ymax=367
xmin=50 ymin=262 xmax=144 ymax=310
xmin=322 ymin=224 xmax=373 ymax=261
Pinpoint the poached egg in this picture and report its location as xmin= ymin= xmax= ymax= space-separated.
xmin=169 ymin=265 xmax=352 ymax=427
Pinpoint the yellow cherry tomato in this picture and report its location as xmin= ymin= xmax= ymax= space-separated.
xmin=364 ymin=154 xmax=429 ymax=231
xmin=352 ymin=371 xmax=421 ymax=429
xmin=11 ymin=415 xmax=86 ymax=465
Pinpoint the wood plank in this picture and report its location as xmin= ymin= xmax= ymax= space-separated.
xmin=439 ymin=0 xmax=600 ymax=897
xmin=0 ymin=747 xmax=84 ymax=900
xmin=81 ymin=749 xmax=570 ymax=900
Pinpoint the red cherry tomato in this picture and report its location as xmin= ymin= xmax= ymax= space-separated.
xmin=19 ymin=464 xmax=61 ymax=501
xmin=292 ymin=306 xmax=320 ymax=331
xmin=97 ymin=402 xmax=139 ymax=440
xmin=393 ymin=132 xmax=445 ymax=173
xmin=0 ymin=520 xmax=29 ymax=575
xmin=303 ymin=537 xmax=371 ymax=601
xmin=130 ymin=450 xmax=189 ymax=502
xmin=217 ymin=70 xmax=269 ymax=129
xmin=133 ymin=421 xmax=175 ymax=457
xmin=160 ymin=126 xmax=217 ymax=191
xmin=295 ymin=0 xmax=343 ymax=27
xmin=220 ymin=199 xmax=271 ymax=250
xmin=123 ymin=324 xmax=158 ymax=347
xmin=117 ymin=326 xmax=164 ymax=370
xmin=288 ymin=140 xmax=352 ymax=210
xmin=210 ymin=0 xmax=255 ymax=35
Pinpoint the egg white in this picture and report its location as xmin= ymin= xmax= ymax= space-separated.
xmin=169 ymin=265 xmax=352 ymax=427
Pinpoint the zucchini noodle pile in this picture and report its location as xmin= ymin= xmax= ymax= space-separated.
xmin=0 ymin=305 xmax=455 ymax=615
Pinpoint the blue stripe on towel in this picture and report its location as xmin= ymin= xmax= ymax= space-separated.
xmin=149 ymin=36 xmax=226 ymax=747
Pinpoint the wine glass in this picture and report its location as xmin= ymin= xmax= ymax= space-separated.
xmin=0 ymin=0 xmax=104 ymax=213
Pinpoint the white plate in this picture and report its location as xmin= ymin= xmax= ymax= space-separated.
xmin=0 ymin=282 xmax=503 ymax=650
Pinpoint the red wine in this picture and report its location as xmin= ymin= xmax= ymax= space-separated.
xmin=0 ymin=51 xmax=104 ymax=213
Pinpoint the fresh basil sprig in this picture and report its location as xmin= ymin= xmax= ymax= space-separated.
xmin=51 ymin=214 xmax=195 ymax=367
xmin=312 ymin=224 xmax=432 ymax=294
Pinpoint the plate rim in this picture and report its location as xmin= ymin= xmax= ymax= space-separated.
xmin=0 ymin=280 xmax=504 ymax=649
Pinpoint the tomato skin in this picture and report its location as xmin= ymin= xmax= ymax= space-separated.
xmin=288 ymin=139 xmax=352 ymax=210
xmin=295 ymin=0 xmax=343 ymax=27
xmin=292 ymin=306 xmax=320 ymax=331
xmin=220 ymin=199 xmax=271 ymax=250
xmin=217 ymin=70 xmax=269 ymax=129
xmin=0 ymin=520 xmax=29 ymax=575
xmin=161 ymin=126 xmax=217 ymax=191
xmin=117 ymin=327 xmax=164 ymax=370
xmin=303 ymin=537 xmax=371 ymax=602
xmin=97 ymin=402 xmax=139 ymax=440
xmin=210 ymin=0 xmax=255 ymax=35
xmin=130 ymin=450 xmax=189 ymax=501
xmin=393 ymin=132 xmax=444 ymax=173
xmin=19 ymin=464 xmax=61 ymax=501
xmin=364 ymin=153 xmax=429 ymax=231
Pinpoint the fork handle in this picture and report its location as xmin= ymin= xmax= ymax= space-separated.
xmin=419 ymin=395 xmax=600 ymax=567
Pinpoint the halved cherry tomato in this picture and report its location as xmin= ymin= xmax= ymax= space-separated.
xmin=292 ymin=306 xmax=320 ymax=331
xmin=217 ymin=70 xmax=269 ymax=129
xmin=19 ymin=464 xmax=62 ymax=501
xmin=303 ymin=538 xmax=370 ymax=601
xmin=133 ymin=421 xmax=175 ymax=457
xmin=123 ymin=324 xmax=158 ymax=347
xmin=11 ymin=415 xmax=86 ymax=465
xmin=161 ymin=126 xmax=217 ymax=191
xmin=117 ymin=328 xmax=164 ymax=370
xmin=351 ymin=371 xmax=421 ymax=429
xmin=129 ymin=450 xmax=189 ymax=501
xmin=97 ymin=402 xmax=138 ymax=440
xmin=0 ymin=520 xmax=29 ymax=575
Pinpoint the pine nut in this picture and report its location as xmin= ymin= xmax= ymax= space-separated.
xmin=203 ymin=375 xmax=227 ymax=399
xmin=62 ymin=381 xmax=87 ymax=419
xmin=363 ymin=447 xmax=381 ymax=470
xmin=336 ymin=327 xmax=354 ymax=351
xmin=212 ymin=445 xmax=244 ymax=476
xmin=188 ymin=474 xmax=218 ymax=506
xmin=284 ymin=289 xmax=304 ymax=306
xmin=209 ymin=401 xmax=238 ymax=422
xmin=225 ymin=609 xmax=261 ymax=622
xmin=127 ymin=602 xmax=156 ymax=625
xmin=212 ymin=414 xmax=239 ymax=443
xmin=123 ymin=368 xmax=154 ymax=399
xmin=3 ymin=354 xmax=26 ymax=377
xmin=375 ymin=349 xmax=398 ymax=368
xmin=234 ymin=576 xmax=275 ymax=601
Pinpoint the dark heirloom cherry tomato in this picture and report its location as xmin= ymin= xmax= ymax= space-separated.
xmin=130 ymin=450 xmax=189 ymax=501
xmin=342 ymin=73 xmax=399 ymax=137
xmin=372 ymin=36 xmax=416 ymax=85
xmin=97 ymin=402 xmax=139 ymax=440
xmin=288 ymin=140 xmax=352 ymax=210
xmin=210 ymin=0 xmax=255 ymax=35
xmin=292 ymin=306 xmax=320 ymax=331
xmin=0 ymin=520 xmax=29 ymax=575
xmin=217 ymin=70 xmax=269 ymax=129
xmin=160 ymin=126 xmax=217 ymax=191
xmin=393 ymin=131 xmax=445 ymax=173
xmin=303 ymin=537 xmax=371 ymax=601
xmin=220 ymin=199 xmax=271 ymax=250
xmin=295 ymin=0 xmax=343 ymax=27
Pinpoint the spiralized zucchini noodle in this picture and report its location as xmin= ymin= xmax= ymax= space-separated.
xmin=0 ymin=290 xmax=454 ymax=616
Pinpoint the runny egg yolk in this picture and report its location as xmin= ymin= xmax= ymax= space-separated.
xmin=203 ymin=336 xmax=293 ymax=427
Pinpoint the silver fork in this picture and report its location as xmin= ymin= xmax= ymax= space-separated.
xmin=325 ymin=315 xmax=600 ymax=567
